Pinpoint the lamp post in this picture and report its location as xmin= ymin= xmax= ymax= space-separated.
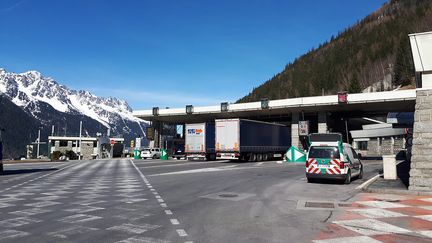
xmin=37 ymin=127 xmax=41 ymax=158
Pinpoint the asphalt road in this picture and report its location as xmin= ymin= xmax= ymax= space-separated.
xmin=0 ymin=159 xmax=383 ymax=242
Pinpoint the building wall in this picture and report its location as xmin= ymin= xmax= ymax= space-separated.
xmin=354 ymin=136 xmax=406 ymax=157
xmin=409 ymin=89 xmax=432 ymax=191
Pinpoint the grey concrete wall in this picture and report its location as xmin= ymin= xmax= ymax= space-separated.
xmin=318 ymin=112 xmax=327 ymax=133
xmin=81 ymin=141 xmax=94 ymax=160
xmin=410 ymin=89 xmax=432 ymax=191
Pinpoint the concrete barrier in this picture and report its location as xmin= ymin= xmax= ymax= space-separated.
xmin=383 ymin=154 xmax=397 ymax=180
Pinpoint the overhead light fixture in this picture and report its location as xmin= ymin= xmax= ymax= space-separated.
xmin=261 ymin=98 xmax=269 ymax=109
xmin=186 ymin=105 xmax=193 ymax=114
xmin=221 ymin=102 xmax=229 ymax=112
xmin=152 ymin=107 xmax=159 ymax=116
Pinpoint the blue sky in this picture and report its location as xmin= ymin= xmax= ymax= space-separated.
xmin=0 ymin=0 xmax=387 ymax=109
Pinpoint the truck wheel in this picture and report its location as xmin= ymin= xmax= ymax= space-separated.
xmin=344 ymin=170 xmax=352 ymax=184
xmin=0 ymin=164 xmax=3 ymax=174
xmin=307 ymin=177 xmax=314 ymax=183
xmin=210 ymin=154 xmax=216 ymax=161
xmin=256 ymin=154 xmax=263 ymax=162
xmin=248 ymin=153 xmax=256 ymax=162
xmin=262 ymin=154 xmax=268 ymax=161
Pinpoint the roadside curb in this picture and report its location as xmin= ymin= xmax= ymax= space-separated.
xmin=3 ymin=159 xmax=53 ymax=164
xmin=356 ymin=174 xmax=380 ymax=190
xmin=361 ymin=174 xmax=432 ymax=196
xmin=363 ymin=185 xmax=432 ymax=196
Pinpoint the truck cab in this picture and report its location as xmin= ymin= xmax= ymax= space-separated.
xmin=305 ymin=133 xmax=363 ymax=184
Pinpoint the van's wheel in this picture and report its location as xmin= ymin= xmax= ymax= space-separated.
xmin=256 ymin=154 xmax=263 ymax=162
xmin=344 ymin=170 xmax=352 ymax=184
xmin=152 ymin=155 xmax=157 ymax=159
xmin=358 ymin=165 xmax=363 ymax=179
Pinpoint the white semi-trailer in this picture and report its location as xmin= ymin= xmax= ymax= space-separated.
xmin=215 ymin=119 xmax=291 ymax=161
xmin=185 ymin=123 xmax=216 ymax=160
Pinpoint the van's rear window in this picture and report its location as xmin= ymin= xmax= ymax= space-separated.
xmin=308 ymin=146 xmax=340 ymax=159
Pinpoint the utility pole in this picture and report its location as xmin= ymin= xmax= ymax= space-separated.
xmin=37 ymin=127 xmax=41 ymax=158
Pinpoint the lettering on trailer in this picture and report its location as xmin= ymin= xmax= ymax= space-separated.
xmin=187 ymin=129 xmax=203 ymax=135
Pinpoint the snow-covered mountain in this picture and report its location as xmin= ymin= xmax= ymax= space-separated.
xmin=0 ymin=68 xmax=147 ymax=139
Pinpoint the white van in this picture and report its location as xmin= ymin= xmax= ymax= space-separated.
xmin=305 ymin=133 xmax=363 ymax=184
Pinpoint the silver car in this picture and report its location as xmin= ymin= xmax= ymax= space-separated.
xmin=140 ymin=148 xmax=161 ymax=159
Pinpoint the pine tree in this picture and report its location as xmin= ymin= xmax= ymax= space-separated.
xmin=348 ymin=73 xmax=362 ymax=93
xmin=393 ymin=37 xmax=415 ymax=87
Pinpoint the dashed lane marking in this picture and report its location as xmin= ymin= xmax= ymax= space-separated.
xmin=170 ymin=219 xmax=180 ymax=225
xmin=176 ymin=229 xmax=188 ymax=237
xmin=129 ymin=160 xmax=191 ymax=242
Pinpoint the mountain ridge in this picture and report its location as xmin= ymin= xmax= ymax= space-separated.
xmin=237 ymin=0 xmax=431 ymax=103
xmin=0 ymin=68 xmax=148 ymax=158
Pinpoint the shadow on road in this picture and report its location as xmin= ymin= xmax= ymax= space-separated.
xmin=397 ymin=160 xmax=410 ymax=188
xmin=0 ymin=168 xmax=58 ymax=176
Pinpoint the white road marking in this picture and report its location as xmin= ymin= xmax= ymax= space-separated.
xmin=418 ymin=230 xmax=432 ymax=239
xmin=415 ymin=215 xmax=432 ymax=222
xmin=334 ymin=218 xmax=411 ymax=235
xmin=149 ymin=165 xmax=240 ymax=176
xmin=357 ymin=201 xmax=409 ymax=209
xmin=0 ymin=162 xmax=79 ymax=194
xmin=177 ymin=229 xmax=188 ymax=237
xmin=170 ymin=219 xmax=180 ymax=225
xmin=349 ymin=208 xmax=406 ymax=218
xmin=129 ymin=160 xmax=190 ymax=240
xmin=313 ymin=236 xmax=381 ymax=243
xmin=0 ymin=229 xmax=29 ymax=240
xmin=107 ymin=223 xmax=160 ymax=234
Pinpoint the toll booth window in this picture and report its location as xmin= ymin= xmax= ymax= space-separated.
xmin=308 ymin=146 xmax=340 ymax=159
xmin=93 ymin=141 xmax=97 ymax=147
xmin=357 ymin=141 xmax=368 ymax=150
xmin=59 ymin=140 xmax=68 ymax=147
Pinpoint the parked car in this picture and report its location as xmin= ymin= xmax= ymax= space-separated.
xmin=305 ymin=133 xmax=363 ymax=184
xmin=141 ymin=148 xmax=161 ymax=159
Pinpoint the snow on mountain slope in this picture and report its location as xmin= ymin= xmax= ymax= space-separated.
xmin=0 ymin=68 xmax=146 ymax=136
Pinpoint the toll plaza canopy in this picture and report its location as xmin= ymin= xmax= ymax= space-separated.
xmin=133 ymin=90 xmax=416 ymax=123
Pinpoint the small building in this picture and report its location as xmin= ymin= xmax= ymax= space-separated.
xmin=350 ymin=123 xmax=407 ymax=158
xmin=48 ymin=136 xmax=125 ymax=160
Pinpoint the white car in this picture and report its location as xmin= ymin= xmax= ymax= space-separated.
xmin=140 ymin=148 xmax=161 ymax=159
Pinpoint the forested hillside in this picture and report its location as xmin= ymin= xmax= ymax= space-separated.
xmin=238 ymin=0 xmax=432 ymax=103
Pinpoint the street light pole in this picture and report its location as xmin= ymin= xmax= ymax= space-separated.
xmin=79 ymin=121 xmax=82 ymax=160
xmin=37 ymin=127 xmax=41 ymax=158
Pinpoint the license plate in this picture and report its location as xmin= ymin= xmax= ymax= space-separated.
xmin=317 ymin=164 xmax=331 ymax=168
